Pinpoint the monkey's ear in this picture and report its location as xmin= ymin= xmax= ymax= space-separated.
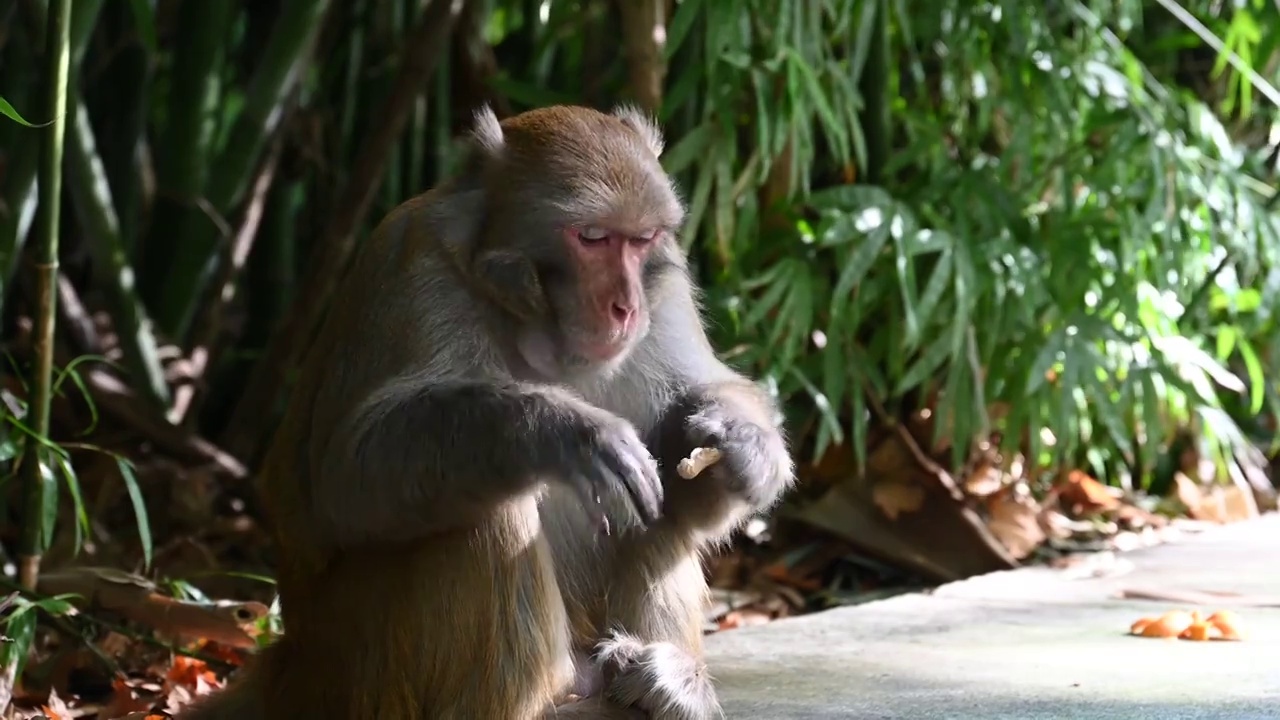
xmin=611 ymin=105 xmax=665 ymax=158
xmin=470 ymin=105 xmax=506 ymax=156
xmin=448 ymin=104 xmax=506 ymax=194
xmin=475 ymin=250 xmax=547 ymax=321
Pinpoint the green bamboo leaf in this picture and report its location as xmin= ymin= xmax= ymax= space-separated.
xmin=1154 ymin=335 xmax=1245 ymax=395
xmin=750 ymin=69 xmax=773 ymax=173
xmin=848 ymin=0 xmax=880 ymax=82
xmin=114 ymin=455 xmax=153 ymax=568
xmin=1215 ymin=325 xmax=1237 ymax=360
xmin=742 ymin=260 xmax=798 ymax=331
xmin=849 ymin=372 xmax=869 ymax=473
xmin=829 ymin=221 xmax=890 ymax=319
xmin=942 ymin=353 xmax=974 ymax=470
xmin=662 ymin=122 xmax=712 ymax=177
xmin=0 ymin=603 xmax=37 ymax=680
xmin=0 ymin=96 xmax=45 ymax=127
xmin=889 ymin=211 xmax=921 ymax=346
xmin=1085 ymin=350 xmax=1135 ymax=459
xmin=38 ymin=456 xmax=58 ymax=553
xmin=821 ymin=326 xmax=848 ymax=437
xmin=51 ymin=453 xmax=87 ymax=555
xmin=52 ymin=355 xmax=109 ymax=435
xmin=894 ymin=330 xmax=954 ymax=396
xmin=913 ymin=251 xmax=953 ymax=332
xmin=32 ymin=594 xmax=80 ymax=616
xmin=713 ymin=139 xmax=735 ymax=257
xmin=809 ymin=184 xmax=894 ymax=212
xmin=1235 ymin=335 xmax=1266 ymax=414
xmin=1025 ymin=333 xmax=1063 ymax=395
xmin=1138 ymin=370 xmax=1164 ymax=469
xmin=789 ymin=367 xmax=842 ymax=460
xmin=663 ymin=0 xmax=705 ymax=61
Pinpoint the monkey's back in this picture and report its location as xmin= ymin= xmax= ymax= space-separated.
xmin=245 ymin=194 xmax=574 ymax=718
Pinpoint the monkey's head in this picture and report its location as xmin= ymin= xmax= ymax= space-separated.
xmin=461 ymin=105 xmax=687 ymax=381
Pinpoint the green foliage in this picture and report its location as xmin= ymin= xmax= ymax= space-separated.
xmin=0 ymin=95 xmax=44 ymax=128
xmin=566 ymin=0 xmax=1280 ymax=489
xmin=0 ymin=357 xmax=154 ymax=567
xmin=0 ymin=591 xmax=80 ymax=681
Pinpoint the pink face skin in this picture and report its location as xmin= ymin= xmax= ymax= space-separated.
xmin=513 ymin=224 xmax=664 ymax=381
xmin=563 ymin=224 xmax=660 ymax=362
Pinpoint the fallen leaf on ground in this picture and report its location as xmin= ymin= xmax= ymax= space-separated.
xmin=984 ymin=489 xmax=1046 ymax=560
xmin=1057 ymin=470 xmax=1120 ymax=514
xmin=1171 ymin=473 xmax=1259 ymax=524
xmin=871 ymin=480 xmax=925 ymax=520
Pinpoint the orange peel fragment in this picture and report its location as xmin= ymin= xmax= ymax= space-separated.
xmin=1129 ymin=608 xmax=1245 ymax=641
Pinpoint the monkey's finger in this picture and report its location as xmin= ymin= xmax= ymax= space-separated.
xmin=593 ymin=452 xmax=657 ymax=525
xmin=621 ymin=454 xmax=663 ymax=525
xmin=685 ymin=410 xmax=728 ymax=449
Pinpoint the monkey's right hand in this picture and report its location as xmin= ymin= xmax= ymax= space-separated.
xmin=551 ymin=410 xmax=664 ymax=528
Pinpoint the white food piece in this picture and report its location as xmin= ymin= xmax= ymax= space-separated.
xmin=676 ymin=447 xmax=723 ymax=479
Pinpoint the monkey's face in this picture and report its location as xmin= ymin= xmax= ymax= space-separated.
xmin=487 ymin=105 xmax=686 ymax=381
xmin=515 ymin=224 xmax=669 ymax=381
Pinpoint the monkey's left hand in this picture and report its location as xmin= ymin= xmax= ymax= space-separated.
xmin=675 ymin=397 xmax=793 ymax=512
xmin=655 ymin=381 xmax=793 ymax=515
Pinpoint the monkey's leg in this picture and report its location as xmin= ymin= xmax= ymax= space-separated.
xmin=220 ymin=500 xmax=577 ymax=719
xmin=543 ymin=502 xmax=721 ymax=720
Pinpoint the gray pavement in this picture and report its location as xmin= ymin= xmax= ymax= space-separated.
xmin=705 ymin=514 xmax=1280 ymax=719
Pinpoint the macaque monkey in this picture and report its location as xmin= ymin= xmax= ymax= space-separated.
xmin=179 ymin=104 xmax=795 ymax=719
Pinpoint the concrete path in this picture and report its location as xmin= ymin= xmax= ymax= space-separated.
xmin=705 ymin=514 xmax=1280 ymax=719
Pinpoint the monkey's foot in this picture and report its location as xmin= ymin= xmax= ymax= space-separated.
xmin=596 ymin=633 xmax=721 ymax=720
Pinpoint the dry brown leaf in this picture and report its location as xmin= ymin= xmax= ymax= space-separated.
xmin=1058 ymin=470 xmax=1120 ymax=513
xmin=1172 ymin=473 xmax=1260 ymax=524
xmin=101 ymin=678 xmax=158 ymax=719
xmin=984 ymin=490 xmax=1046 ymax=560
xmin=962 ymin=462 xmax=1005 ymax=497
xmin=871 ymin=480 xmax=925 ymax=520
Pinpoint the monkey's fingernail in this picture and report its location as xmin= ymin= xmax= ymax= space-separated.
xmin=599 ymin=513 xmax=611 ymax=536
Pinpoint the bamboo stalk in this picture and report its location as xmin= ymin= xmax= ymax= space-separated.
xmin=0 ymin=0 xmax=104 ymax=313
xmin=221 ymin=0 xmax=468 ymax=463
xmin=18 ymin=0 xmax=72 ymax=592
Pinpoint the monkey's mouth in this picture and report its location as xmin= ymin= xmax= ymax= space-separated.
xmin=576 ymin=338 xmax=630 ymax=363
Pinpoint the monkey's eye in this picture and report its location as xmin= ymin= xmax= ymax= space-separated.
xmin=578 ymin=226 xmax=610 ymax=245
xmin=629 ymin=229 xmax=659 ymax=245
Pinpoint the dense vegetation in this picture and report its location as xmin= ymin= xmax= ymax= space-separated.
xmin=0 ymin=0 xmax=1277 ymax=713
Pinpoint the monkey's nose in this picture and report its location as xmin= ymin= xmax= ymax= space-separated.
xmin=610 ymin=302 xmax=636 ymax=327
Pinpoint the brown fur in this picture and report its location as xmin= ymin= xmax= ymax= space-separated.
xmin=179 ymin=105 xmax=794 ymax=720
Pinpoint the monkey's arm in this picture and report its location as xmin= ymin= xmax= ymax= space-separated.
xmin=312 ymin=380 xmax=661 ymax=547
xmin=639 ymin=290 xmax=796 ymax=537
